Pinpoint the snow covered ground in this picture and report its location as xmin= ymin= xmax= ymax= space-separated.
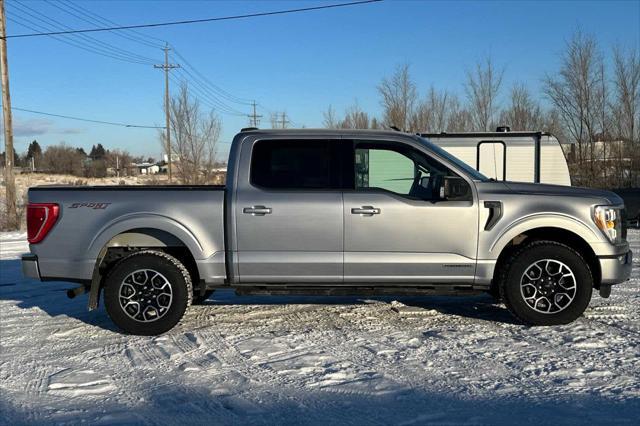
xmin=1 ymin=231 xmax=639 ymax=425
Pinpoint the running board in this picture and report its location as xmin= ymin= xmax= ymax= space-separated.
xmin=235 ymin=285 xmax=482 ymax=297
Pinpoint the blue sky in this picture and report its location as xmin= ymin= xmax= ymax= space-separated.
xmin=3 ymin=0 xmax=639 ymax=160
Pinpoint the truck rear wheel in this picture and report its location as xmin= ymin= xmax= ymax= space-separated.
xmin=104 ymin=250 xmax=192 ymax=335
xmin=498 ymin=241 xmax=593 ymax=325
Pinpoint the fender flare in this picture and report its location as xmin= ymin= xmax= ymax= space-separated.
xmin=87 ymin=213 xmax=206 ymax=261
xmin=489 ymin=213 xmax=600 ymax=258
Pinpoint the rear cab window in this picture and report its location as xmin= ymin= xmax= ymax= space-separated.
xmin=250 ymin=139 xmax=346 ymax=190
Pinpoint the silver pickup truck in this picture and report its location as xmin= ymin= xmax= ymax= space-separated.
xmin=22 ymin=129 xmax=633 ymax=335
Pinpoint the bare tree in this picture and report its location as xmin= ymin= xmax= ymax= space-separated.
xmin=105 ymin=149 xmax=135 ymax=177
xmin=323 ymin=102 xmax=375 ymax=129
xmin=411 ymin=86 xmax=452 ymax=132
xmin=378 ymin=63 xmax=417 ymax=131
xmin=446 ymin=95 xmax=473 ymax=132
xmin=465 ymin=56 xmax=504 ymax=131
xmin=543 ymin=32 xmax=605 ymax=186
xmin=611 ymin=45 xmax=640 ymax=143
xmin=339 ymin=101 xmax=371 ymax=129
xmin=323 ymin=105 xmax=338 ymax=128
xmin=611 ymin=45 xmax=640 ymax=186
xmin=42 ymin=144 xmax=85 ymax=175
xmin=500 ymin=83 xmax=545 ymax=130
xmin=165 ymin=84 xmax=221 ymax=184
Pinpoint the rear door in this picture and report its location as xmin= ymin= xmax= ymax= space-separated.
xmin=234 ymin=138 xmax=345 ymax=283
xmin=343 ymin=139 xmax=479 ymax=283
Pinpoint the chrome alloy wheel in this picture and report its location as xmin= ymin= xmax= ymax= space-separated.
xmin=520 ymin=259 xmax=577 ymax=314
xmin=118 ymin=269 xmax=173 ymax=322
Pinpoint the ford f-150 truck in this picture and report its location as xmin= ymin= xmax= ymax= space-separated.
xmin=22 ymin=129 xmax=633 ymax=335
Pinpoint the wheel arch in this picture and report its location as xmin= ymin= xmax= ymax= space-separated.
xmin=100 ymin=227 xmax=200 ymax=281
xmin=491 ymin=226 xmax=601 ymax=292
xmin=88 ymin=214 xmax=207 ymax=260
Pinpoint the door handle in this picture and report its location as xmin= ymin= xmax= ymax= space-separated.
xmin=243 ymin=206 xmax=272 ymax=216
xmin=351 ymin=206 xmax=380 ymax=216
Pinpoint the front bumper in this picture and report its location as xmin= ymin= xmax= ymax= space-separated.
xmin=22 ymin=254 xmax=41 ymax=280
xmin=599 ymin=250 xmax=632 ymax=285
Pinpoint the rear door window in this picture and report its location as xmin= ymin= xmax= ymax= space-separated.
xmin=251 ymin=139 xmax=343 ymax=189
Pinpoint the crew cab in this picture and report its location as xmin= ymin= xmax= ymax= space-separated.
xmin=22 ymin=129 xmax=633 ymax=335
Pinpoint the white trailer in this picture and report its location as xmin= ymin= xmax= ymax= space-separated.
xmin=422 ymin=129 xmax=572 ymax=186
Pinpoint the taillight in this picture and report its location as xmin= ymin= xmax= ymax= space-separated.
xmin=27 ymin=203 xmax=60 ymax=244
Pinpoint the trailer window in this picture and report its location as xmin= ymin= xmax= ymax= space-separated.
xmin=251 ymin=139 xmax=342 ymax=190
xmin=477 ymin=141 xmax=506 ymax=181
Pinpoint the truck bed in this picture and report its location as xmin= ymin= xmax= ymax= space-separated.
xmin=30 ymin=184 xmax=226 ymax=190
xmin=28 ymin=185 xmax=227 ymax=283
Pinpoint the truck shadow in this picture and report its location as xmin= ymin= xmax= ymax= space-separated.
xmin=0 ymin=259 xmax=119 ymax=332
xmin=1 ymin=258 xmax=519 ymax=331
xmin=201 ymin=290 xmax=521 ymax=324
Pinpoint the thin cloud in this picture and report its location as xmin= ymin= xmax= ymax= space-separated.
xmin=59 ymin=128 xmax=85 ymax=135
xmin=4 ymin=117 xmax=85 ymax=137
xmin=13 ymin=117 xmax=53 ymax=136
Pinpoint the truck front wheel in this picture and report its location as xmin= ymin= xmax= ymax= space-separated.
xmin=498 ymin=241 xmax=593 ymax=325
xmin=104 ymin=250 xmax=193 ymax=335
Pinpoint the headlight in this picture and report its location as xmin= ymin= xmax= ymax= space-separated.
xmin=593 ymin=206 xmax=622 ymax=244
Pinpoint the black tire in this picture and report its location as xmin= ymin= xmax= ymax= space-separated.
xmin=192 ymin=290 xmax=214 ymax=305
xmin=487 ymin=283 xmax=502 ymax=302
xmin=104 ymin=250 xmax=192 ymax=335
xmin=498 ymin=241 xmax=593 ymax=325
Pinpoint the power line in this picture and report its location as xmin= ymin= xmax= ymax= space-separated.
xmin=8 ymin=1 xmax=305 ymax=122
xmin=172 ymin=66 xmax=246 ymax=115
xmin=12 ymin=107 xmax=165 ymax=128
xmin=50 ymin=0 xmax=165 ymax=49
xmin=171 ymin=48 xmax=252 ymax=105
xmin=7 ymin=1 xmax=157 ymax=64
xmin=59 ymin=0 xmax=166 ymax=45
xmin=169 ymin=72 xmax=246 ymax=117
xmin=3 ymin=1 xmax=382 ymax=39
xmin=29 ymin=1 xmax=257 ymax=114
xmin=7 ymin=15 xmax=153 ymax=65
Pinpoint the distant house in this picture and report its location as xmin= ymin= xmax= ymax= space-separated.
xmin=134 ymin=162 xmax=160 ymax=175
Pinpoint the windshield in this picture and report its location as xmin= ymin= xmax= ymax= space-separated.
xmin=417 ymin=136 xmax=490 ymax=181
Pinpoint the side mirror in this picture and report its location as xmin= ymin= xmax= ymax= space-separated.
xmin=419 ymin=176 xmax=430 ymax=188
xmin=441 ymin=176 xmax=470 ymax=200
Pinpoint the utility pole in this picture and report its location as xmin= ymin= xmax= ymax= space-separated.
xmin=247 ymin=100 xmax=262 ymax=127
xmin=154 ymin=43 xmax=179 ymax=182
xmin=0 ymin=0 xmax=17 ymax=229
xmin=280 ymin=111 xmax=289 ymax=129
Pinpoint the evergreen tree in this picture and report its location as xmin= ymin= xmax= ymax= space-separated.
xmin=26 ymin=140 xmax=42 ymax=159
xmin=89 ymin=144 xmax=106 ymax=160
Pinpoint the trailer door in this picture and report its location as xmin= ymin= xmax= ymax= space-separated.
xmin=477 ymin=141 xmax=505 ymax=181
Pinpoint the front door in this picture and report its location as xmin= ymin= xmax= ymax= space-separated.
xmin=343 ymin=140 xmax=479 ymax=284
xmin=235 ymin=138 xmax=344 ymax=283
